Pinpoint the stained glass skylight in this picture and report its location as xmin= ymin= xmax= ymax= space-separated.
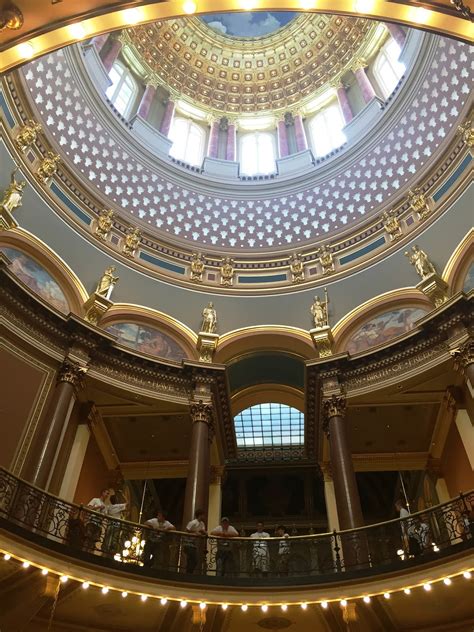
xmin=234 ymin=403 xmax=304 ymax=449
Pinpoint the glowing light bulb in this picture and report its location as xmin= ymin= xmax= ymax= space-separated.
xmin=22 ymin=561 xmax=30 ymax=568
xmin=423 ymin=583 xmax=431 ymax=592
xmin=183 ymin=0 xmax=197 ymax=13
xmin=281 ymin=605 xmax=288 ymax=611
xmin=122 ymin=8 xmax=141 ymax=24
xmin=383 ymin=593 xmax=390 ymax=599
xmin=443 ymin=578 xmax=452 ymax=586
xmin=82 ymin=582 xmax=89 ymax=589
xmin=180 ymin=600 xmax=187 ymax=608
xmin=200 ymin=602 xmax=207 ymax=610
xmin=354 ymin=0 xmax=374 ymax=12
xmin=261 ymin=605 xmax=268 ymax=613
xmin=41 ymin=569 xmax=48 ymax=575
xmin=69 ymin=23 xmax=86 ymax=39
xmin=60 ymin=576 xmax=68 ymax=583
xmin=241 ymin=0 xmax=256 ymax=10
xmin=102 ymin=587 xmax=109 ymax=594
xmin=412 ymin=6 xmax=431 ymax=23
xmin=141 ymin=595 xmax=148 ymax=602
xmin=320 ymin=601 xmax=328 ymax=609
xmin=300 ymin=0 xmax=316 ymax=8
xmin=3 ymin=554 xmax=11 ymax=561
xmin=340 ymin=599 xmax=348 ymax=607
xmin=241 ymin=604 xmax=248 ymax=611
xmin=301 ymin=603 xmax=308 ymax=610
xmin=18 ymin=43 xmax=34 ymax=59
xmin=160 ymin=598 xmax=168 ymax=605
xmin=463 ymin=571 xmax=472 ymax=579
xmin=122 ymin=591 xmax=128 ymax=598
xmin=363 ymin=596 xmax=371 ymax=603
xmin=404 ymin=588 xmax=411 ymax=595
xmin=221 ymin=604 xmax=228 ymax=610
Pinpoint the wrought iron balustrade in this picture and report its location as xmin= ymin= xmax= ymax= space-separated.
xmin=0 ymin=468 xmax=473 ymax=584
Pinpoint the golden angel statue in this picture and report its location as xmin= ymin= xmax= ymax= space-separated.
xmin=95 ymin=209 xmax=114 ymax=241
xmin=190 ymin=253 xmax=204 ymax=282
xmin=36 ymin=152 xmax=60 ymax=184
xmin=15 ymin=120 xmax=42 ymax=152
xmin=289 ymin=253 xmax=305 ymax=283
xmin=382 ymin=210 xmax=402 ymax=241
xmin=220 ymin=257 xmax=234 ymax=287
xmin=317 ymin=244 xmax=335 ymax=275
xmin=1 ymin=169 xmax=26 ymax=213
xmin=201 ymin=302 xmax=217 ymax=334
xmin=405 ymin=245 xmax=436 ymax=279
xmin=95 ymin=266 xmax=119 ymax=300
xmin=311 ymin=289 xmax=329 ymax=329
xmin=407 ymin=188 xmax=430 ymax=220
xmin=122 ymin=227 xmax=141 ymax=257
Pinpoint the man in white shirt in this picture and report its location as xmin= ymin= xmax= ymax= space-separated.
xmin=143 ymin=510 xmax=175 ymax=568
xmin=184 ymin=509 xmax=207 ymax=574
xmin=275 ymin=525 xmax=290 ymax=576
xmin=84 ymin=489 xmax=127 ymax=552
xmin=250 ymin=522 xmax=270 ymax=576
xmin=210 ymin=517 xmax=238 ymax=576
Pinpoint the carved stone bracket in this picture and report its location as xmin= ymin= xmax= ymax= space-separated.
xmin=83 ymin=292 xmax=113 ymax=326
xmin=0 ymin=205 xmax=18 ymax=230
xmin=196 ymin=332 xmax=219 ymax=363
xmin=57 ymin=360 xmax=87 ymax=391
xmin=416 ymin=273 xmax=449 ymax=308
xmin=310 ymin=326 xmax=334 ymax=358
xmin=322 ymin=394 xmax=346 ymax=436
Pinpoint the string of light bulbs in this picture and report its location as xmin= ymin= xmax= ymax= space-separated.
xmin=2 ymin=548 xmax=472 ymax=611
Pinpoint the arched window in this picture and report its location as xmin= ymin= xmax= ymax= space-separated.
xmin=239 ymin=132 xmax=276 ymax=176
xmin=233 ymin=403 xmax=304 ymax=449
xmin=373 ymin=38 xmax=405 ymax=98
xmin=308 ymin=103 xmax=346 ymax=158
xmin=105 ymin=61 xmax=138 ymax=118
xmin=169 ymin=117 xmax=206 ymax=167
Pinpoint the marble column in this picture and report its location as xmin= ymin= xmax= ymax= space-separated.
xmin=226 ymin=123 xmax=236 ymax=161
xmin=137 ymin=83 xmax=157 ymax=120
xmin=58 ymin=421 xmax=91 ymax=501
xmin=91 ymin=33 xmax=110 ymax=53
xmin=352 ymin=59 xmax=376 ymax=104
xmin=322 ymin=395 xmax=364 ymax=531
xmin=24 ymin=361 xmax=85 ymax=490
xmin=277 ymin=119 xmax=289 ymax=158
xmin=294 ymin=114 xmax=308 ymax=152
xmin=207 ymin=120 xmax=220 ymax=159
xmin=335 ymin=83 xmax=354 ymax=125
xmin=208 ymin=466 xmax=224 ymax=531
xmin=182 ymin=400 xmax=213 ymax=525
xmin=159 ymin=99 xmax=175 ymax=136
xmin=322 ymin=465 xmax=340 ymax=531
xmin=102 ymin=38 xmax=122 ymax=74
xmin=384 ymin=22 xmax=406 ymax=48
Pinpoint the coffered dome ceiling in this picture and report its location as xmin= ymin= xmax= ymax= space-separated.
xmin=123 ymin=13 xmax=375 ymax=115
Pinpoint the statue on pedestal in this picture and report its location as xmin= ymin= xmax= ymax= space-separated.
xmin=317 ymin=244 xmax=335 ymax=275
xmin=95 ymin=209 xmax=114 ymax=241
xmin=405 ymin=245 xmax=436 ymax=279
xmin=122 ymin=227 xmax=141 ymax=257
xmin=201 ymin=302 xmax=217 ymax=334
xmin=190 ymin=253 xmax=204 ymax=282
xmin=95 ymin=266 xmax=119 ymax=300
xmin=311 ymin=289 xmax=329 ymax=329
xmin=1 ymin=169 xmax=26 ymax=213
xmin=289 ymin=253 xmax=305 ymax=283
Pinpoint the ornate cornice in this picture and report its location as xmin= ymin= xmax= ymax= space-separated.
xmin=451 ymin=338 xmax=474 ymax=373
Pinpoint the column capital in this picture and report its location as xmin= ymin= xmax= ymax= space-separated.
xmin=451 ymin=338 xmax=474 ymax=374
xmin=190 ymin=399 xmax=213 ymax=424
xmin=351 ymin=58 xmax=368 ymax=72
xmin=57 ymin=360 xmax=86 ymax=391
xmin=322 ymin=394 xmax=346 ymax=435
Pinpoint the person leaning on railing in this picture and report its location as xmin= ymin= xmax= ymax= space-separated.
xmin=210 ymin=517 xmax=239 ymax=577
xmin=184 ymin=509 xmax=207 ymax=574
xmin=80 ymin=489 xmax=127 ymax=552
xmin=275 ymin=525 xmax=290 ymax=576
xmin=142 ymin=510 xmax=175 ymax=569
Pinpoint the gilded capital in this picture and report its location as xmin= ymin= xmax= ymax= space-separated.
xmin=451 ymin=339 xmax=474 ymax=374
xmin=351 ymin=58 xmax=367 ymax=73
xmin=57 ymin=360 xmax=87 ymax=390
xmin=190 ymin=399 xmax=213 ymax=424
xmin=322 ymin=395 xmax=346 ymax=435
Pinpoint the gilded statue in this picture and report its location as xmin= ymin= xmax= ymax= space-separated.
xmin=1 ymin=169 xmax=26 ymax=213
xmin=289 ymin=253 xmax=305 ymax=283
xmin=95 ymin=266 xmax=119 ymax=300
xmin=190 ymin=253 xmax=204 ymax=282
xmin=407 ymin=187 xmax=430 ymax=220
xmin=381 ymin=210 xmax=402 ymax=241
xmin=311 ymin=289 xmax=329 ymax=329
xmin=95 ymin=209 xmax=114 ymax=241
xmin=36 ymin=152 xmax=60 ymax=184
xmin=405 ymin=245 xmax=436 ymax=279
xmin=220 ymin=257 xmax=234 ymax=287
xmin=201 ymin=302 xmax=217 ymax=334
xmin=122 ymin=227 xmax=141 ymax=257
xmin=457 ymin=119 xmax=474 ymax=148
xmin=317 ymin=244 xmax=335 ymax=275
xmin=15 ymin=120 xmax=42 ymax=152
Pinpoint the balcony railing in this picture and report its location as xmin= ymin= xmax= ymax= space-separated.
xmin=1 ymin=468 xmax=473 ymax=585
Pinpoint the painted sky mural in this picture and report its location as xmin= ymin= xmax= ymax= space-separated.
xmin=105 ymin=322 xmax=186 ymax=361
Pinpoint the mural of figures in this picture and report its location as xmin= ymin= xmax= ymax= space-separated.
xmin=1 ymin=246 xmax=69 ymax=313
xmin=346 ymin=307 xmax=428 ymax=355
xmin=105 ymin=322 xmax=186 ymax=361
xmin=463 ymin=262 xmax=474 ymax=292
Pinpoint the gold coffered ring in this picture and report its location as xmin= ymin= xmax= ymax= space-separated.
xmin=1 ymin=0 xmax=473 ymax=72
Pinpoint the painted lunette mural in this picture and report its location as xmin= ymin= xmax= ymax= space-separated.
xmin=105 ymin=322 xmax=186 ymax=361
xmin=345 ymin=307 xmax=428 ymax=355
xmin=1 ymin=246 xmax=69 ymax=313
xmin=463 ymin=262 xmax=474 ymax=293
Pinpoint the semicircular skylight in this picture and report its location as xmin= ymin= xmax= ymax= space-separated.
xmin=234 ymin=403 xmax=304 ymax=449
xmin=201 ymin=12 xmax=298 ymax=38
